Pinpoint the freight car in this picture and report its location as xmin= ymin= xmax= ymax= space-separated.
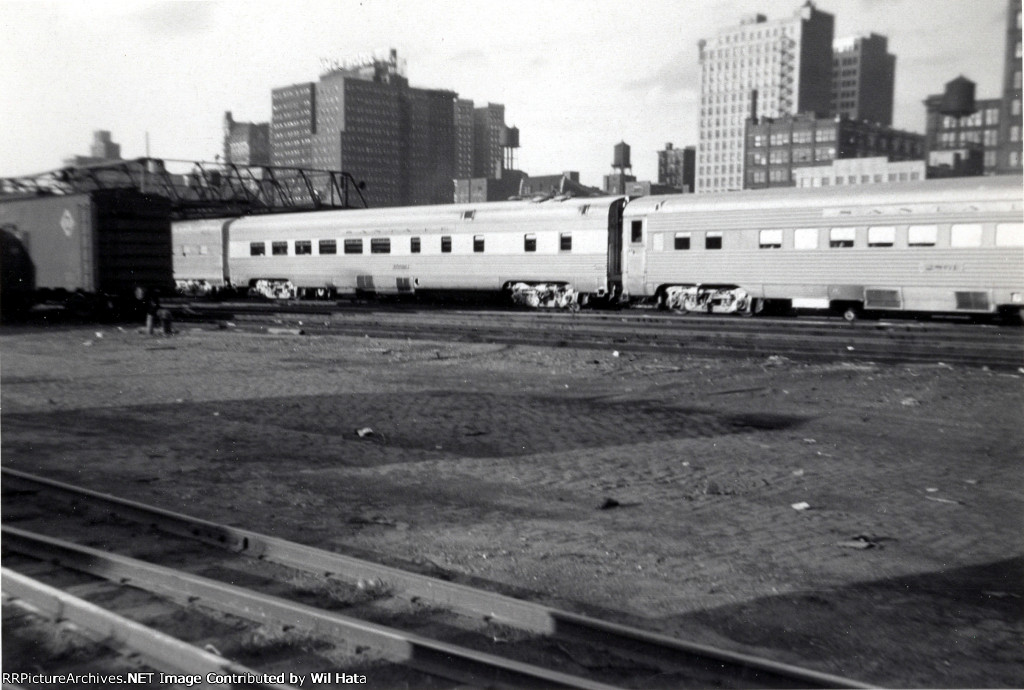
xmin=0 ymin=190 xmax=175 ymax=319
xmin=172 ymin=175 xmax=1024 ymax=320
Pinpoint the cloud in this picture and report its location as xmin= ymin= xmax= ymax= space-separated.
xmin=130 ymin=1 xmax=217 ymax=38
xmin=622 ymin=50 xmax=699 ymax=96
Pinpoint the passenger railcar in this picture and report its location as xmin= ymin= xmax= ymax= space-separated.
xmin=175 ymin=196 xmax=627 ymax=307
xmin=622 ymin=176 xmax=1024 ymax=320
xmin=171 ymin=175 xmax=1023 ymax=320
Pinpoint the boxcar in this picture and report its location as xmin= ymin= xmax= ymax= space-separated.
xmin=0 ymin=190 xmax=173 ymax=316
xmin=622 ymin=176 xmax=1024 ymax=319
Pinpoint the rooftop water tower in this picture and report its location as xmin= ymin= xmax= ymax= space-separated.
xmin=612 ymin=141 xmax=631 ymax=194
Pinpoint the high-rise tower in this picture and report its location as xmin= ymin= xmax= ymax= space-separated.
xmin=831 ymin=33 xmax=895 ymax=125
xmin=696 ymin=1 xmax=834 ymax=194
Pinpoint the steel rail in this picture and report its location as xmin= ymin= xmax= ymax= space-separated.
xmin=2 ymin=526 xmax=623 ymax=690
xmin=1 ymin=568 xmax=294 ymax=690
xmin=2 ymin=468 xmax=875 ymax=689
xmin=173 ymin=303 xmax=1024 ymax=369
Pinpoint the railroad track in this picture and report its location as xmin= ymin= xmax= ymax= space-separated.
xmin=171 ymin=300 xmax=1024 ymax=370
xmin=2 ymin=468 xmax=873 ymax=689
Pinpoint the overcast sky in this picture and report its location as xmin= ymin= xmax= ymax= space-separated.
xmin=0 ymin=0 xmax=1011 ymax=186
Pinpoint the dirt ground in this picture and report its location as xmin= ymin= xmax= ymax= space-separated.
xmin=1 ymin=323 xmax=1022 ymax=688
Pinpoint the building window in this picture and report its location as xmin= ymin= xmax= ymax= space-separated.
xmin=674 ymin=232 xmax=691 ymax=250
xmin=794 ymin=228 xmax=818 ymax=250
xmin=769 ymin=149 xmax=789 ymax=163
xmin=344 ymin=239 xmax=363 ymax=254
xmin=272 ymin=241 xmax=288 ymax=256
xmin=792 ymin=147 xmax=812 ymax=163
xmin=560 ymin=232 xmax=572 ymax=251
xmin=410 ymin=237 xmax=421 ymax=253
xmin=868 ymin=226 xmax=895 ymax=247
xmin=908 ymin=225 xmax=938 ymax=247
xmin=631 ymin=220 xmax=643 ymax=243
xmin=950 ymin=224 xmax=982 ymax=247
xmin=473 ymin=235 xmax=485 ymax=253
xmin=371 ymin=238 xmax=390 ymax=254
xmin=830 ymin=227 xmax=855 ymax=248
xmin=705 ymin=231 xmax=723 ymax=250
xmin=249 ymin=242 xmax=265 ymax=256
xmin=770 ymin=169 xmax=789 ymax=182
xmin=319 ymin=239 xmax=337 ymax=255
xmin=441 ymin=236 xmax=452 ymax=253
xmin=295 ymin=240 xmax=312 ymax=255
xmin=759 ymin=229 xmax=783 ymax=249
xmin=524 ymin=234 xmax=537 ymax=252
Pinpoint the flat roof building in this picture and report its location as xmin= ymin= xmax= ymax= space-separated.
xmin=831 ymin=33 xmax=895 ymax=126
xmin=697 ymin=1 xmax=834 ymax=193
xmin=745 ymin=113 xmax=924 ymax=189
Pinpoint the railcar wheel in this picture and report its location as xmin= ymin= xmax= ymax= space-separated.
xmin=842 ymin=306 xmax=859 ymax=323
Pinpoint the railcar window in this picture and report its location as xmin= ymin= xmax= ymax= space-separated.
xmin=295 ymin=240 xmax=312 ymax=255
xmin=250 ymin=242 xmax=265 ymax=256
xmin=319 ymin=239 xmax=337 ymax=255
xmin=473 ymin=235 xmax=485 ymax=253
xmin=462 ymin=211 xmax=476 ymax=220
xmin=371 ymin=238 xmax=391 ymax=254
xmin=631 ymin=220 xmax=643 ymax=243
xmin=794 ymin=228 xmax=818 ymax=249
xmin=344 ymin=239 xmax=363 ymax=254
xmin=674 ymin=232 xmax=691 ymax=250
xmin=441 ymin=236 xmax=452 ymax=253
xmin=705 ymin=231 xmax=723 ymax=250
xmin=996 ymin=223 xmax=1024 ymax=246
xmin=560 ymin=233 xmax=572 ymax=251
xmin=950 ymin=224 xmax=983 ymax=248
xmin=830 ymin=228 xmax=855 ymax=248
xmin=272 ymin=241 xmax=288 ymax=256
xmin=524 ymin=234 xmax=537 ymax=252
xmin=411 ymin=237 xmax=421 ymax=253
xmin=907 ymin=225 xmax=938 ymax=247
xmin=868 ymin=226 xmax=895 ymax=247
xmin=759 ymin=230 xmax=783 ymax=249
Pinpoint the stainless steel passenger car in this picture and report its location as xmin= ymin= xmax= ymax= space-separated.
xmin=622 ymin=176 xmax=1024 ymax=319
xmin=180 ymin=197 xmax=627 ymax=307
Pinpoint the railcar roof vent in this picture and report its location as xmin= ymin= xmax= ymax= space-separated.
xmin=462 ymin=210 xmax=475 ymax=220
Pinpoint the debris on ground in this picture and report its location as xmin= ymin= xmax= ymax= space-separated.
xmin=791 ymin=501 xmax=811 ymax=511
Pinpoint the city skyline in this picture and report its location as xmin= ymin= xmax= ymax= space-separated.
xmin=0 ymin=0 xmax=1010 ymax=188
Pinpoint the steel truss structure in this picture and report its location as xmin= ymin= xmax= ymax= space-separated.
xmin=0 ymin=158 xmax=368 ymax=218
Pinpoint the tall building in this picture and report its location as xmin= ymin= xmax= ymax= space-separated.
xmin=223 ymin=112 xmax=270 ymax=166
xmin=453 ymin=98 xmax=475 ymax=179
xmin=473 ymin=104 xmax=506 ymax=179
xmin=657 ymin=143 xmax=695 ymax=192
xmin=270 ymin=50 xmax=509 ymax=207
xmin=996 ymin=0 xmax=1022 ymax=173
xmin=696 ymin=1 xmax=834 ymax=193
xmin=270 ymin=82 xmax=316 ymax=168
xmin=744 ymin=113 xmax=924 ymax=189
xmin=831 ymin=33 xmax=895 ymax=125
